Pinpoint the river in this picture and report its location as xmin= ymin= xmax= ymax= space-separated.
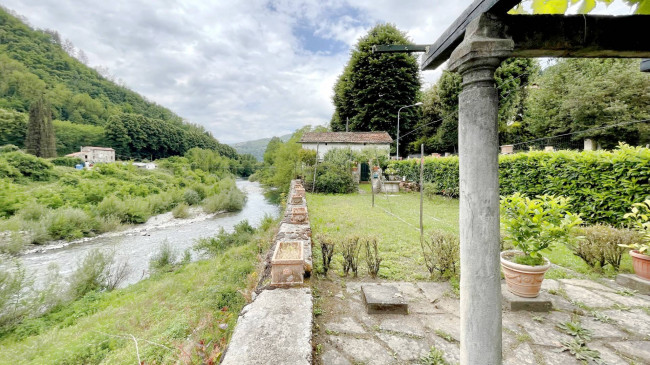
xmin=13 ymin=180 xmax=279 ymax=289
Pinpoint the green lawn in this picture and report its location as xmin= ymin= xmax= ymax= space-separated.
xmin=308 ymin=185 xmax=459 ymax=281
xmin=0 ymin=224 xmax=274 ymax=364
xmin=307 ymin=186 xmax=634 ymax=281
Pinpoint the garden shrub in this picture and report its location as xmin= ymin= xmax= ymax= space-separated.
xmin=422 ymin=230 xmax=460 ymax=278
xmin=569 ymin=224 xmax=640 ymax=270
xmin=390 ymin=144 xmax=650 ymax=225
xmin=363 ymin=236 xmax=382 ymax=278
xmin=340 ymin=235 xmax=361 ymax=276
xmin=317 ymin=234 xmax=335 ymax=275
xmin=50 ymin=156 xmax=84 ymax=167
xmin=307 ymin=162 xmax=356 ymax=194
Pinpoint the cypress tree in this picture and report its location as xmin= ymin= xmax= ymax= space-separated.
xmin=25 ymin=96 xmax=57 ymax=157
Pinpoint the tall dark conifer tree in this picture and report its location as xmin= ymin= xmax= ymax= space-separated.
xmin=25 ymin=96 xmax=57 ymax=157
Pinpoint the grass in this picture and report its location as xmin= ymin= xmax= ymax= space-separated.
xmin=307 ymin=185 xmax=458 ymax=281
xmin=307 ymin=185 xmax=634 ymax=281
xmin=0 ymin=220 xmax=275 ymax=364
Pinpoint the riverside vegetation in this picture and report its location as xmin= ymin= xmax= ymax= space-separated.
xmin=0 ymin=147 xmax=248 ymax=254
xmin=0 ymin=215 xmax=277 ymax=364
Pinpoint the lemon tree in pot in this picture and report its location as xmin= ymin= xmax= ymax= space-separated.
xmin=500 ymin=193 xmax=582 ymax=297
xmin=619 ymin=200 xmax=650 ymax=280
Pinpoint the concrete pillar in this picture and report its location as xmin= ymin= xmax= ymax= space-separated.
xmin=447 ymin=13 xmax=514 ymax=365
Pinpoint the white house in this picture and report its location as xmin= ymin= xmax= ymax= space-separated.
xmin=299 ymin=132 xmax=392 ymax=160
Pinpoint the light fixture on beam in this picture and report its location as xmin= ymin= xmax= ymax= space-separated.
xmin=642 ymin=59 xmax=650 ymax=72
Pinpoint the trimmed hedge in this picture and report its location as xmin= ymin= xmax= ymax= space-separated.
xmin=389 ymin=145 xmax=650 ymax=225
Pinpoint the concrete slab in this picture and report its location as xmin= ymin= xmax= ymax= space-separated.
xmin=221 ymin=288 xmax=312 ymax=365
xmin=502 ymin=284 xmax=553 ymax=312
xmin=376 ymin=332 xmax=430 ymax=362
xmin=616 ymin=273 xmax=650 ymax=295
xmin=361 ymin=284 xmax=408 ymax=314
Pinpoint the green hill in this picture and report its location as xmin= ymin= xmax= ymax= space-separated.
xmin=0 ymin=6 xmax=236 ymax=159
xmin=230 ymin=134 xmax=292 ymax=161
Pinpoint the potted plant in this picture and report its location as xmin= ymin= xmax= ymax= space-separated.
xmin=619 ymin=200 xmax=650 ymax=280
xmin=500 ymin=193 xmax=582 ymax=297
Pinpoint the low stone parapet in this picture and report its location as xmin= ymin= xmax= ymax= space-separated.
xmin=221 ymin=180 xmax=313 ymax=364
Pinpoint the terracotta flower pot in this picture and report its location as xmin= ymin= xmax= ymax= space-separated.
xmin=630 ymin=250 xmax=650 ymax=281
xmin=500 ymin=250 xmax=550 ymax=298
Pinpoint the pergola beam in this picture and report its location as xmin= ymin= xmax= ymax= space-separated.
xmin=421 ymin=0 xmax=521 ymax=70
xmin=505 ymin=15 xmax=650 ymax=58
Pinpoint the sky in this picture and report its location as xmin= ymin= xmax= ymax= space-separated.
xmin=0 ymin=0 xmax=637 ymax=144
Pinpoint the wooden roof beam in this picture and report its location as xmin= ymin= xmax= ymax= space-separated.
xmin=504 ymin=14 xmax=650 ymax=59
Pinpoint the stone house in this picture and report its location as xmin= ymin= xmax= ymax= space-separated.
xmin=66 ymin=146 xmax=115 ymax=165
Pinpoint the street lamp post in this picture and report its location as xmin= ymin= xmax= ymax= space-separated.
xmin=396 ymin=102 xmax=423 ymax=159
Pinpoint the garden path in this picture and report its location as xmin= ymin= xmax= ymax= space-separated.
xmin=313 ymin=277 xmax=650 ymax=364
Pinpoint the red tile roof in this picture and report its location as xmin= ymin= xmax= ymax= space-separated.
xmin=299 ymin=132 xmax=393 ymax=144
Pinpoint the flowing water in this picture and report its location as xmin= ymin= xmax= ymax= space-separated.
xmin=13 ymin=180 xmax=279 ymax=288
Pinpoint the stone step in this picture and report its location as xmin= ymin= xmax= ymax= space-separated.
xmin=361 ymin=284 xmax=409 ymax=314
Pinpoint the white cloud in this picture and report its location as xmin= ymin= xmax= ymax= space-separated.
xmin=2 ymin=0 xmax=479 ymax=143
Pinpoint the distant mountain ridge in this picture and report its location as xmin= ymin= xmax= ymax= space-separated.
xmin=230 ymin=134 xmax=292 ymax=161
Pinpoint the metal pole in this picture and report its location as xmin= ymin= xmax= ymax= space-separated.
xmin=420 ymin=144 xmax=424 ymax=243
xmin=312 ymin=143 xmax=320 ymax=193
xmin=371 ymin=159 xmax=375 ymax=207
xmin=396 ymin=111 xmax=400 ymax=160
xmin=346 ymin=117 xmax=349 ymax=132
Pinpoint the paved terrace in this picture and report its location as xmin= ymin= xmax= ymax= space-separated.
xmin=314 ymin=278 xmax=650 ymax=364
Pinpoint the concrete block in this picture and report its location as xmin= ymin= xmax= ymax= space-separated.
xmin=361 ymin=284 xmax=408 ymax=314
xmin=502 ymin=285 xmax=552 ymax=312
xmin=616 ymin=273 xmax=650 ymax=295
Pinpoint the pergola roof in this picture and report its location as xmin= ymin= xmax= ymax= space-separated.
xmin=422 ymin=0 xmax=520 ymax=70
xmin=422 ymin=0 xmax=650 ymax=70
xmin=299 ymin=132 xmax=393 ymax=144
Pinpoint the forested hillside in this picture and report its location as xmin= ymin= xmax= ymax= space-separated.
xmin=0 ymin=6 xmax=236 ymax=159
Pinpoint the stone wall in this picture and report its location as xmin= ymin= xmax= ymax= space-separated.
xmin=221 ymin=179 xmax=313 ymax=364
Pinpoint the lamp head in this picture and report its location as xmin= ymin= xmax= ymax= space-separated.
xmin=642 ymin=59 xmax=650 ymax=73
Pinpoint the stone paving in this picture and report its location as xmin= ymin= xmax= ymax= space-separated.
xmin=312 ymin=278 xmax=650 ymax=365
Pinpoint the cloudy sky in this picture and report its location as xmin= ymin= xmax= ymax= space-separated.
xmin=1 ymin=0 xmax=636 ymax=144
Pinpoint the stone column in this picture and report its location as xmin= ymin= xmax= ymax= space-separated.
xmin=447 ymin=13 xmax=513 ymax=365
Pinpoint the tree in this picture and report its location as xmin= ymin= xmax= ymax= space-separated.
xmin=25 ymin=96 xmax=57 ymax=157
xmin=409 ymin=58 xmax=538 ymax=154
xmin=523 ymin=58 xmax=650 ymax=148
xmin=330 ymin=23 xmax=421 ymax=156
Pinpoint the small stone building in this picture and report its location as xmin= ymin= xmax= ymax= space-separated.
xmin=66 ymin=146 xmax=115 ymax=164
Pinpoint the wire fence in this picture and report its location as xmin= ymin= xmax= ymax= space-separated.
xmin=502 ymin=119 xmax=650 ymax=153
